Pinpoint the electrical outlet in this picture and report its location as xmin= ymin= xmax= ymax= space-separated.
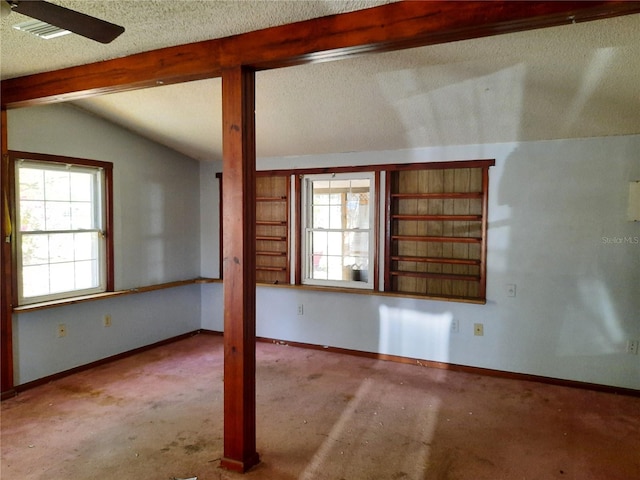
xmin=103 ymin=314 xmax=112 ymax=327
xmin=506 ymin=284 xmax=517 ymax=297
xmin=627 ymin=340 xmax=639 ymax=355
xmin=57 ymin=323 xmax=67 ymax=338
xmin=297 ymin=304 xmax=304 ymax=316
xmin=474 ymin=323 xmax=484 ymax=336
xmin=450 ymin=319 xmax=459 ymax=333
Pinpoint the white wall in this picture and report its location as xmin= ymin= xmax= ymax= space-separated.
xmin=7 ymin=102 xmax=639 ymax=390
xmin=201 ymin=135 xmax=640 ymax=390
xmin=8 ymin=104 xmax=202 ymax=384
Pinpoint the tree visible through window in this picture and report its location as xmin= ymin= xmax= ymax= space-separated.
xmin=14 ymin=155 xmax=112 ymax=305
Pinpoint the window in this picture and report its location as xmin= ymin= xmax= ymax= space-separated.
xmin=13 ymin=154 xmax=113 ymax=305
xmin=302 ymin=172 xmax=375 ymax=289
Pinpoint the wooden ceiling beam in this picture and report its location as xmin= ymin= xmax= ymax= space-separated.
xmin=2 ymin=1 xmax=639 ymax=108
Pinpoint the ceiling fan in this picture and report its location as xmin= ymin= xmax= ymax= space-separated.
xmin=2 ymin=0 xmax=124 ymax=44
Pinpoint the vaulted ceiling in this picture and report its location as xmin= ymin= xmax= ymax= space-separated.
xmin=2 ymin=1 xmax=639 ymax=161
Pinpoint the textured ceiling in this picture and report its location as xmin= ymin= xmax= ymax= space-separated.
xmin=2 ymin=1 xmax=639 ymax=161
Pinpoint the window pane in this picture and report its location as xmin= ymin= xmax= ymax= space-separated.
xmin=311 ymin=230 xmax=327 ymax=260
xmin=311 ymin=259 xmax=327 ymax=280
xmin=71 ymin=202 xmax=93 ymax=229
xmin=70 ymin=172 xmax=93 ymax=201
xmin=313 ymin=187 xmax=330 ymax=205
xmin=330 ymin=179 xmax=351 ymax=191
xmin=22 ymin=234 xmax=49 ymax=266
xmin=328 ymin=193 xmax=342 ymax=205
xmin=312 ymin=205 xmax=329 ymax=229
xmin=326 ymin=256 xmax=343 ymax=280
xmin=49 ymin=262 xmax=75 ymax=293
xmin=75 ymin=260 xmax=98 ymax=289
xmin=44 ymin=170 xmax=70 ymax=201
xmin=326 ymin=231 xmax=343 ymax=256
xmin=328 ymin=205 xmax=342 ymax=229
xmin=22 ymin=264 xmax=50 ymax=298
xmin=45 ymin=201 xmax=72 ymax=230
xmin=49 ymin=233 xmax=75 ymax=262
xmin=346 ymin=193 xmax=369 ymax=228
xmin=74 ymin=232 xmax=98 ymax=261
xmin=20 ymin=200 xmax=45 ymax=231
xmin=347 ymin=231 xmax=369 ymax=258
xmin=19 ymin=168 xmax=45 ymax=200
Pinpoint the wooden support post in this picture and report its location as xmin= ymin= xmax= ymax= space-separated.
xmin=220 ymin=66 xmax=259 ymax=473
xmin=1 ymin=108 xmax=15 ymax=397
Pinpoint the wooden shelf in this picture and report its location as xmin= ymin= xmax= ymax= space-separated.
xmin=256 ymin=266 xmax=287 ymax=272
xmin=391 ymin=255 xmax=480 ymax=266
xmin=256 ymin=175 xmax=290 ymax=285
xmin=391 ymin=235 xmax=482 ymax=244
xmin=256 ymin=196 xmax=287 ymax=202
xmin=392 ymin=214 xmax=482 ymax=221
xmin=391 ymin=192 xmax=483 ymax=199
xmin=12 ymin=278 xmax=216 ymax=313
xmin=390 ymin=270 xmax=480 ymax=282
xmin=385 ymin=165 xmax=490 ymax=301
xmin=257 ymin=220 xmax=287 ymax=226
xmin=256 ymin=235 xmax=287 ymax=241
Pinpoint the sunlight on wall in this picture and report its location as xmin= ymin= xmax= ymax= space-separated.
xmin=558 ymin=277 xmax=626 ymax=356
xmin=561 ymin=47 xmax=617 ymax=136
xmin=378 ymin=305 xmax=453 ymax=363
xmin=375 ymin=62 xmax=526 ymax=148
xmin=144 ymin=182 xmax=166 ymax=281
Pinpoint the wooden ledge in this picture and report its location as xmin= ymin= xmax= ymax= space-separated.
xmin=254 ymin=282 xmax=487 ymax=305
xmin=13 ymin=277 xmax=219 ymax=313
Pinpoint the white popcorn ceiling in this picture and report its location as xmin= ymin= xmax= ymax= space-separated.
xmin=2 ymin=1 xmax=639 ymax=161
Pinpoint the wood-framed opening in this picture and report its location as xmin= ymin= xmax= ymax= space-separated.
xmin=385 ymin=160 xmax=494 ymax=301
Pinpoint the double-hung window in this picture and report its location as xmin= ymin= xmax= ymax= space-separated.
xmin=14 ymin=155 xmax=111 ymax=305
xmin=302 ymin=172 xmax=375 ymax=289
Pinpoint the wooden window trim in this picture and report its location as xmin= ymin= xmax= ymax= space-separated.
xmin=9 ymin=151 xmax=114 ymax=305
xmin=300 ymin=171 xmax=377 ymax=290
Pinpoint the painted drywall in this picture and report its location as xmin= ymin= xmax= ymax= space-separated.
xmin=8 ymin=104 xmax=201 ymax=289
xmin=7 ymin=102 xmax=638 ymax=389
xmin=7 ymin=104 xmax=202 ymax=384
xmin=201 ymin=135 xmax=640 ymax=390
xmin=200 ymin=161 xmax=221 ymax=278
xmin=13 ymin=286 xmax=200 ymax=384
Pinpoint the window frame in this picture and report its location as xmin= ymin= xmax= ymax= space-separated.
xmin=301 ymin=171 xmax=376 ymax=290
xmin=10 ymin=151 xmax=114 ymax=306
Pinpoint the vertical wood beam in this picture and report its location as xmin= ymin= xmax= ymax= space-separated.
xmin=1 ymin=108 xmax=15 ymax=397
xmin=220 ymin=66 xmax=259 ymax=473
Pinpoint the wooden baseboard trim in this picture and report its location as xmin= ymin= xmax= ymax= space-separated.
xmin=5 ymin=329 xmax=637 ymax=400
xmin=1 ymin=388 xmax=17 ymax=401
xmin=247 ymin=334 xmax=640 ymax=398
xmin=1 ymin=330 xmax=201 ymax=400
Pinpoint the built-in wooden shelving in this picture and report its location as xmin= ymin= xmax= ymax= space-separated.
xmin=256 ymin=175 xmax=290 ymax=284
xmin=385 ymin=162 xmax=493 ymax=300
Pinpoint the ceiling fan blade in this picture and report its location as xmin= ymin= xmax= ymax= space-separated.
xmin=10 ymin=0 xmax=124 ymax=44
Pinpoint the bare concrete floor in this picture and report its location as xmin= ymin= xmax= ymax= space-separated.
xmin=2 ymin=333 xmax=639 ymax=480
